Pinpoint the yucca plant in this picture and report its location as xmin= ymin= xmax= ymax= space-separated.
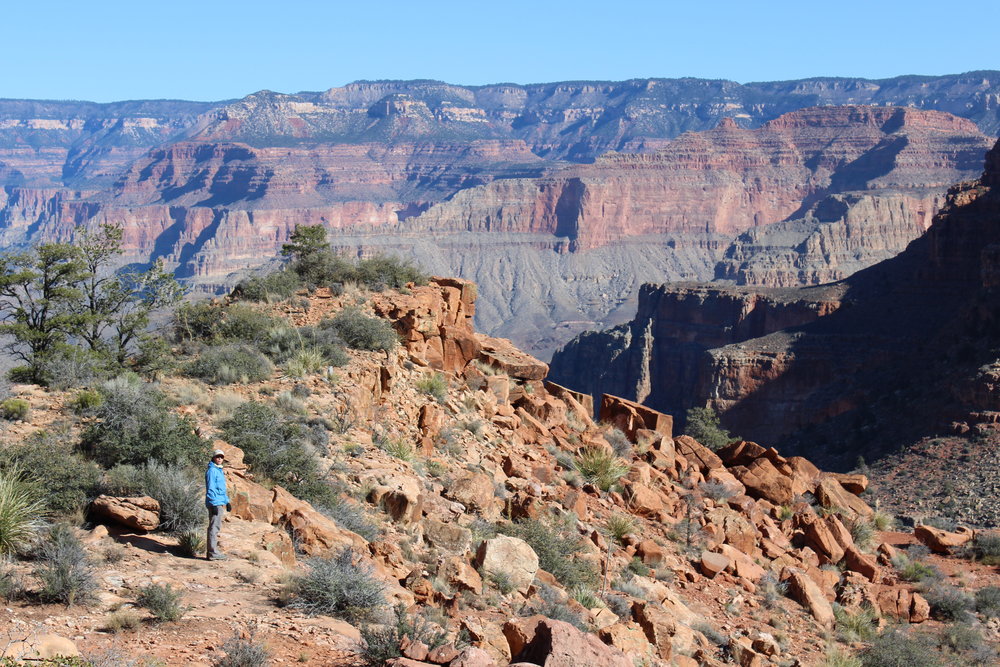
xmin=606 ymin=514 xmax=637 ymax=545
xmin=574 ymin=448 xmax=629 ymax=491
xmin=0 ymin=466 xmax=47 ymax=556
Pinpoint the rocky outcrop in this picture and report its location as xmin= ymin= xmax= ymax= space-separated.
xmin=89 ymin=495 xmax=160 ymax=532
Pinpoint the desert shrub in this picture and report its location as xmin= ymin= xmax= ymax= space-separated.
xmin=574 ymin=448 xmax=628 ymax=491
xmin=871 ymin=509 xmax=895 ymax=531
xmin=214 ymin=626 xmax=271 ymax=667
xmin=834 ymin=603 xmax=879 ymax=642
xmin=104 ymin=608 xmax=142 ymax=633
xmin=0 ymin=433 xmax=102 ymax=516
xmin=975 ymin=585 xmax=1000 ymax=618
xmin=891 ymin=551 xmax=940 ymax=583
xmin=627 ymin=557 xmax=651 ymax=577
xmin=604 ymin=593 xmax=630 ymax=617
xmin=487 ymin=570 xmax=515 ymax=595
xmin=416 ymin=373 xmax=447 ymax=403
xmin=923 ymin=582 xmax=975 ymax=621
xmin=285 ymin=548 xmax=385 ymax=622
xmin=699 ymin=480 xmax=737 ymax=503
xmin=173 ymin=301 xmax=221 ymax=342
xmin=604 ymin=428 xmax=632 ymax=458
xmin=320 ymin=498 xmax=381 ymax=542
xmin=378 ymin=437 xmax=415 ymax=461
xmin=820 ymin=648 xmax=862 ymax=667
xmin=69 ymin=388 xmax=103 ymax=414
xmin=0 ymin=564 xmax=26 ymax=602
xmin=683 ymin=406 xmax=737 ymax=451
xmin=322 ymin=308 xmax=398 ymax=351
xmin=219 ymin=401 xmax=327 ymax=503
xmin=236 ymin=269 xmax=301 ymax=302
xmin=504 ymin=515 xmax=598 ymax=590
xmin=285 ymin=349 xmax=326 ymax=378
xmin=137 ymin=582 xmax=188 ymax=622
xmin=82 ymin=375 xmax=209 ymax=467
xmin=37 ymin=346 xmax=113 ymax=390
xmin=605 ymin=514 xmax=636 ymax=545
xmin=972 ymin=532 xmax=1000 ymax=565
xmin=141 ymin=463 xmax=204 ymax=534
xmin=522 ymin=584 xmax=589 ymax=631
xmin=35 ymin=524 xmax=97 ymax=606
xmin=692 ymin=621 xmax=727 ymax=647
xmin=860 ymin=628 xmax=943 ymax=667
xmin=759 ymin=571 xmax=788 ymax=608
xmin=133 ymin=334 xmax=175 ymax=377
xmin=274 ymin=391 xmax=306 ymax=415
xmin=938 ymin=622 xmax=989 ymax=656
xmin=357 ymin=605 xmax=446 ymax=667
xmin=354 ymin=254 xmax=426 ymax=289
xmin=0 ymin=467 xmax=46 ymax=555
xmin=847 ymin=516 xmax=877 ymax=552
xmin=216 ymin=304 xmax=282 ymax=343
xmin=188 ymin=344 xmax=274 ymax=385
xmin=0 ymin=398 xmax=30 ymax=421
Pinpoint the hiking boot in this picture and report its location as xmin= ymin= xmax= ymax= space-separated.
xmin=208 ymin=553 xmax=228 ymax=561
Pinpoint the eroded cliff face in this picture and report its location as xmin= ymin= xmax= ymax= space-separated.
xmin=551 ymin=138 xmax=1000 ymax=466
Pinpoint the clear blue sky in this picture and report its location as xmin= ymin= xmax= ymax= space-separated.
xmin=5 ymin=0 xmax=999 ymax=102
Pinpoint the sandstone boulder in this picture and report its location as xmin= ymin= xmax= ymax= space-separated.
xmin=815 ymin=476 xmax=872 ymax=517
xmin=732 ymin=458 xmax=793 ymax=505
xmin=476 ymin=536 xmax=538 ymax=593
xmin=700 ymin=551 xmax=730 ymax=578
xmin=445 ymin=471 xmax=497 ymax=514
xmin=785 ymin=568 xmax=834 ymax=627
xmin=512 ymin=618 xmax=632 ymax=667
xmin=449 ymin=646 xmax=497 ymax=667
xmin=914 ymin=523 xmax=973 ymax=554
xmin=600 ymin=394 xmax=673 ymax=440
xmin=673 ymin=435 xmax=723 ymax=472
xmin=89 ymin=495 xmax=160 ymax=532
xmin=479 ymin=339 xmax=548 ymax=380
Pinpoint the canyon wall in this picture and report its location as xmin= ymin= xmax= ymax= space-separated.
xmin=551 ymin=138 xmax=1000 ymax=466
xmin=1 ymin=76 xmax=998 ymax=356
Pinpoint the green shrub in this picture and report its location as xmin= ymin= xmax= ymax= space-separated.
xmin=683 ymin=406 xmax=737 ymax=451
xmin=834 ymin=603 xmax=879 ymax=642
xmin=173 ymin=301 xmax=221 ymax=342
xmin=69 ymin=389 xmax=103 ymax=414
xmin=605 ymin=514 xmax=636 ymax=545
xmin=975 ymin=585 xmax=1000 ymax=618
xmin=860 ymin=628 xmax=943 ymax=666
xmin=378 ymin=438 xmax=414 ymax=461
xmin=416 ymin=373 xmax=447 ymax=403
xmin=214 ymin=627 xmax=271 ymax=667
xmin=353 ymin=254 xmax=426 ymax=289
xmin=319 ymin=498 xmax=381 ymax=542
xmin=847 ymin=517 xmax=877 ymax=552
xmin=137 ymin=582 xmax=188 ymax=622
xmin=220 ymin=402 xmax=326 ymax=503
xmin=0 ymin=565 xmax=26 ymax=602
xmin=132 ymin=334 xmax=175 ymax=377
xmin=216 ymin=304 xmax=281 ymax=343
xmin=1 ymin=433 xmax=102 ymax=516
xmin=0 ymin=398 xmax=30 ymax=421
xmin=236 ymin=270 xmax=301 ymax=302
xmin=574 ymin=448 xmax=628 ymax=491
xmin=0 ymin=467 xmax=46 ymax=555
xmin=35 ymin=524 xmax=97 ymax=606
xmin=972 ymin=532 xmax=1000 ymax=566
xmin=820 ymin=647 xmax=862 ymax=667
xmin=188 ymin=344 xmax=274 ymax=385
xmin=285 ymin=548 xmax=386 ymax=622
xmin=923 ymin=582 xmax=975 ymax=621
xmin=37 ymin=346 xmax=113 ymax=391
xmin=871 ymin=510 xmax=895 ymax=531
xmin=627 ymin=557 xmax=651 ymax=577
xmin=285 ymin=349 xmax=325 ymax=378
xmin=322 ymin=308 xmax=398 ymax=351
xmin=891 ymin=552 xmax=940 ymax=583
xmin=6 ymin=366 xmax=35 ymax=384
xmin=504 ymin=515 xmax=598 ymax=590
xmin=82 ymin=375 xmax=209 ymax=467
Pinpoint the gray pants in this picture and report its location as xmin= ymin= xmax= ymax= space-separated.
xmin=206 ymin=504 xmax=225 ymax=558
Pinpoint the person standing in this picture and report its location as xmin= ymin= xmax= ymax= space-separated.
xmin=205 ymin=449 xmax=231 ymax=560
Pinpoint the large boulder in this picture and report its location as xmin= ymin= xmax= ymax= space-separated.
xmin=89 ymin=495 xmax=160 ymax=532
xmin=784 ymin=568 xmax=834 ymax=627
xmin=510 ymin=618 xmax=632 ymax=667
xmin=600 ymin=394 xmax=673 ymax=440
xmin=732 ymin=458 xmax=793 ymax=505
xmin=476 ymin=535 xmax=539 ymax=594
xmin=674 ymin=435 xmax=723 ymax=473
xmin=272 ymin=486 xmax=366 ymax=555
xmin=914 ymin=524 xmax=973 ymax=554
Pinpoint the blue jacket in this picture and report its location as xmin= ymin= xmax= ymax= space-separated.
xmin=205 ymin=462 xmax=230 ymax=507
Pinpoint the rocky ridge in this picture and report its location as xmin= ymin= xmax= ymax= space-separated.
xmin=2 ymin=277 xmax=998 ymax=665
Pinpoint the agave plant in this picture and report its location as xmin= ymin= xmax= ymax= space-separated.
xmin=0 ymin=466 xmax=47 ymax=556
